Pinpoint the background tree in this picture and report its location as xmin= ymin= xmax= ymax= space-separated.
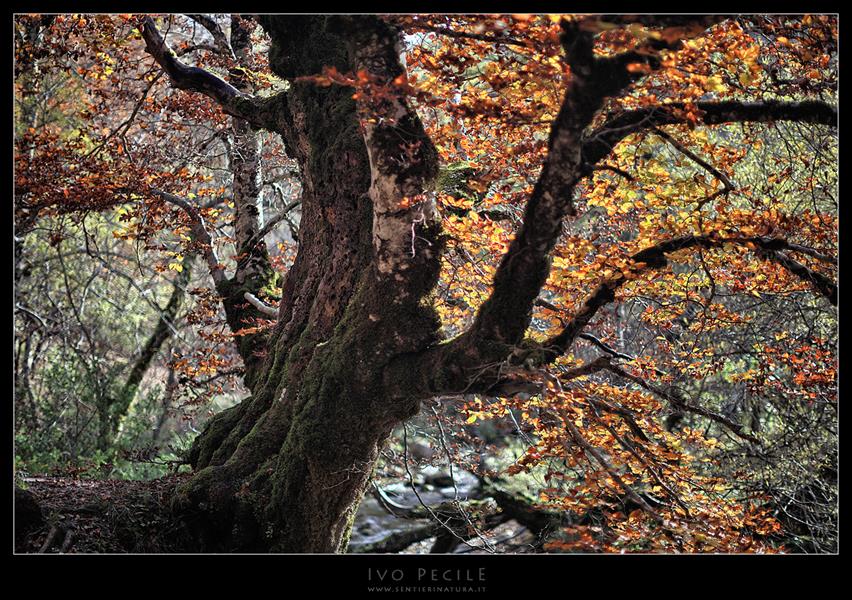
xmin=14 ymin=13 xmax=298 ymax=474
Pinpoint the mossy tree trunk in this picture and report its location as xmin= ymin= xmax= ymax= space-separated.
xmin=169 ymin=16 xmax=443 ymax=552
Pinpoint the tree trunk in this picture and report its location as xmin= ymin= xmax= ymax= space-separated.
xmin=172 ymin=16 xmax=442 ymax=552
xmin=98 ymin=254 xmax=193 ymax=451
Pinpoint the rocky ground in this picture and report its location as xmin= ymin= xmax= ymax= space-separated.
xmin=349 ymin=467 xmax=541 ymax=554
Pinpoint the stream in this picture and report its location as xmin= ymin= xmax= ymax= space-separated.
xmin=348 ymin=467 xmax=480 ymax=553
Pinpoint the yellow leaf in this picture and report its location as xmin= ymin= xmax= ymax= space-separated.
xmin=705 ymin=75 xmax=726 ymax=93
xmin=739 ymin=70 xmax=756 ymax=87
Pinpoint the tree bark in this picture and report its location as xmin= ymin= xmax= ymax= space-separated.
xmin=170 ymin=16 xmax=442 ymax=552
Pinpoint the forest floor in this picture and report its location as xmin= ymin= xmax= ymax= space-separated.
xmin=16 ymin=472 xmax=542 ymax=553
xmin=15 ymin=475 xmax=193 ymax=553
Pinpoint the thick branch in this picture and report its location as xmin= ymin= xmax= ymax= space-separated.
xmin=759 ymin=248 xmax=838 ymax=305
xmin=578 ymin=332 xmax=635 ymax=360
xmin=139 ymin=16 xmax=278 ymax=131
xmin=398 ymin=19 xmax=728 ymax=398
xmin=542 ymin=235 xmax=836 ymax=361
xmin=343 ymin=16 xmax=441 ymax=277
xmin=582 ymin=100 xmax=837 ymax=172
xmin=458 ymin=21 xmax=646 ymax=350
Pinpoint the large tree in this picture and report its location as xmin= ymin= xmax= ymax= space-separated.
xmin=131 ymin=14 xmax=837 ymax=552
xmin=16 ymin=14 xmax=837 ymax=553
